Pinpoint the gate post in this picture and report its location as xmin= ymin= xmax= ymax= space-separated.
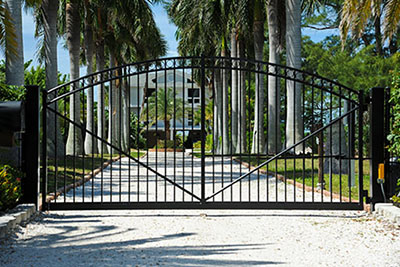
xmin=369 ymin=87 xmax=386 ymax=208
xmin=22 ymin=85 xmax=40 ymax=210
xmin=41 ymin=89 xmax=48 ymax=211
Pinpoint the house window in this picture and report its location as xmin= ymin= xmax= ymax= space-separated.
xmin=187 ymin=88 xmax=200 ymax=104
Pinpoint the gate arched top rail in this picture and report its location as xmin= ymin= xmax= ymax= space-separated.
xmin=46 ymin=56 xmax=360 ymax=105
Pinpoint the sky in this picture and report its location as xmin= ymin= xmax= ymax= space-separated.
xmin=0 ymin=3 xmax=337 ymax=77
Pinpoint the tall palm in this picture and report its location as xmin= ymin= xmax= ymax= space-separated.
xmin=340 ymin=0 xmax=400 ymax=50
xmin=251 ymin=0 xmax=266 ymax=154
xmin=65 ymin=0 xmax=83 ymax=155
xmin=285 ymin=0 xmax=303 ymax=153
xmin=141 ymin=87 xmax=184 ymax=141
xmin=0 ymin=0 xmax=17 ymax=59
xmin=26 ymin=0 xmax=64 ymax=157
xmin=168 ymin=0 xmax=228 ymax=154
xmin=83 ymin=0 xmax=97 ymax=154
xmin=103 ymin=0 xmax=166 ymax=153
xmin=266 ymin=0 xmax=284 ymax=154
xmin=5 ymin=0 xmax=23 ymax=86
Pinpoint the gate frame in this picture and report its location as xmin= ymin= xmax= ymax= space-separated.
xmin=37 ymin=56 xmax=369 ymax=211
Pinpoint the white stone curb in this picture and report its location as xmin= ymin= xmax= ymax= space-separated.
xmin=374 ymin=203 xmax=400 ymax=224
xmin=0 ymin=204 xmax=36 ymax=238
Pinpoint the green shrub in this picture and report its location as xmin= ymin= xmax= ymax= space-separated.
xmin=154 ymin=139 xmax=183 ymax=149
xmin=0 ymin=165 xmax=23 ymax=211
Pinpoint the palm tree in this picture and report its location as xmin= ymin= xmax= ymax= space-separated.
xmin=167 ymin=0 xmax=227 ymax=154
xmin=83 ymin=0 xmax=97 ymax=155
xmin=65 ymin=0 xmax=83 ymax=155
xmin=251 ymin=0 xmax=266 ymax=154
xmin=0 ymin=0 xmax=17 ymax=59
xmin=141 ymin=87 xmax=185 ymax=141
xmin=340 ymin=0 xmax=400 ymax=52
xmin=5 ymin=0 xmax=24 ymax=86
xmin=266 ymin=0 xmax=284 ymax=154
xmin=285 ymin=0 xmax=303 ymax=154
xmin=26 ymin=0 xmax=64 ymax=157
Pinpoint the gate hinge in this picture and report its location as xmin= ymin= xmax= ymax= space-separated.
xmin=363 ymin=190 xmax=370 ymax=203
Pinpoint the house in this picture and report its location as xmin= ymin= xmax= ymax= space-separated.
xmin=129 ymin=70 xmax=207 ymax=148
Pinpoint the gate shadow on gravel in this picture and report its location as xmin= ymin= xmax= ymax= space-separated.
xmin=1 ymin=214 xmax=283 ymax=266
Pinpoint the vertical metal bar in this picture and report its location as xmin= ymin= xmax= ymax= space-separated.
xmin=293 ymin=76 xmax=296 ymax=203
xmin=100 ymin=73 xmax=104 ymax=203
xmin=230 ymin=59 xmax=233 ymax=202
xmin=201 ymin=55 xmax=206 ymax=204
xmin=182 ymin=65 xmax=186 ymax=201
xmin=119 ymin=68 xmax=122 ymax=203
xmin=41 ymin=89 xmax=48 ymax=210
xmin=72 ymin=83 xmax=76 ymax=203
xmin=164 ymin=62 xmax=168 ymax=202
xmin=91 ymin=76 xmax=95 ymax=202
xmin=127 ymin=67 xmax=131 ymax=203
xmin=63 ymin=87 xmax=67 ymax=203
xmin=284 ymin=71 xmax=287 ymax=202
xmin=329 ymin=83 xmax=333 ymax=202
xmin=109 ymin=73 xmax=113 ymax=202
xmin=339 ymin=87 xmax=342 ymax=202
xmin=302 ymin=83 xmax=306 ymax=202
xmin=155 ymin=68 xmax=158 ymax=201
xmin=247 ymin=68 xmax=251 ymax=202
xmin=137 ymin=71 xmax=140 ymax=202
xmin=320 ymin=85 xmax=324 ymax=202
xmin=191 ymin=66 xmax=195 ymax=202
xmin=81 ymin=81 xmax=85 ymax=202
xmin=146 ymin=69 xmax=149 ymax=202
xmin=239 ymin=63 xmax=242 ymax=202
xmin=311 ymin=81 xmax=315 ymax=202
xmin=173 ymin=61 xmax=176 ymax=202
xmin=358 ymin=90 xmax=364 ymax=208
xmin=54 ymin=88 xmax=58 ymax=203
xmin=212 ymin=64 xmax=216 ymax=201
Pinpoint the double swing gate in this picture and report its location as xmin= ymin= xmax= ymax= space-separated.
xmin=41 ymin=56 xmax=365 ymax=210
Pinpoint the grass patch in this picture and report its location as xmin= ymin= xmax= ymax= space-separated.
xmin=45 ymin=149 xmax=146 ymax=193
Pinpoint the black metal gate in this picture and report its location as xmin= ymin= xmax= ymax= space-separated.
xmin=41 ymin=56 xmax=365 ymax=210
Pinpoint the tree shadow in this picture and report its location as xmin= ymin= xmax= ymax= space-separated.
xmin=0 ymin=213 xmax=283 ymax=266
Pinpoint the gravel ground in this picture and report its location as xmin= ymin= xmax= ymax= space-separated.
xmin=0 ymin=209 xmax=399 ymax=266
xmin=1 ymin=152 xmax=398 ymax=266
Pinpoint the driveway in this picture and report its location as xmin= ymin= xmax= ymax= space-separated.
xmin=0 ymin=209 xmax=399 ymax=266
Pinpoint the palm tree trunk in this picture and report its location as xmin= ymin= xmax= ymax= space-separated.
xmin=285 ymin=0 xmax=303 ymax=154
xmin=236 ymin=39 xmax=246 ymax=153
xmin=5 ymin=0 xmax=24 ymax=86
xmin=96 ymin=38 xmax=106 ymax=154
xmin=42 ymin=0 xmax=64 ymax=158
xmin=214 ymin=68 xmax=222 ymax=153
xmin=230 ymin=28 xmax=238 ymax=152
xmin=84 ymin=21 xmax=97 ymax=154
xmin=251 ymin=2 xmax=266 ymax=154
xmin=267 ymin=0 xmax=281 ymax=154
xmin=65 ymin=0 xmax=83 ymax=155
xmin=221 ymin=46 xmax=230 ymax=154
xmin=108 ymin=53 xmax=120 ymax=154
xmin=122 ymin=80 xmax=130 ymax=153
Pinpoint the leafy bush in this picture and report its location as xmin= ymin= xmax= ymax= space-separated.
xmin=0 ymin=165 xmax=23 ymax=211
xmin=388 ymin=72 xmax=400 ymax=156
xmin=154 ymin=139 xmax=183 ymax=149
